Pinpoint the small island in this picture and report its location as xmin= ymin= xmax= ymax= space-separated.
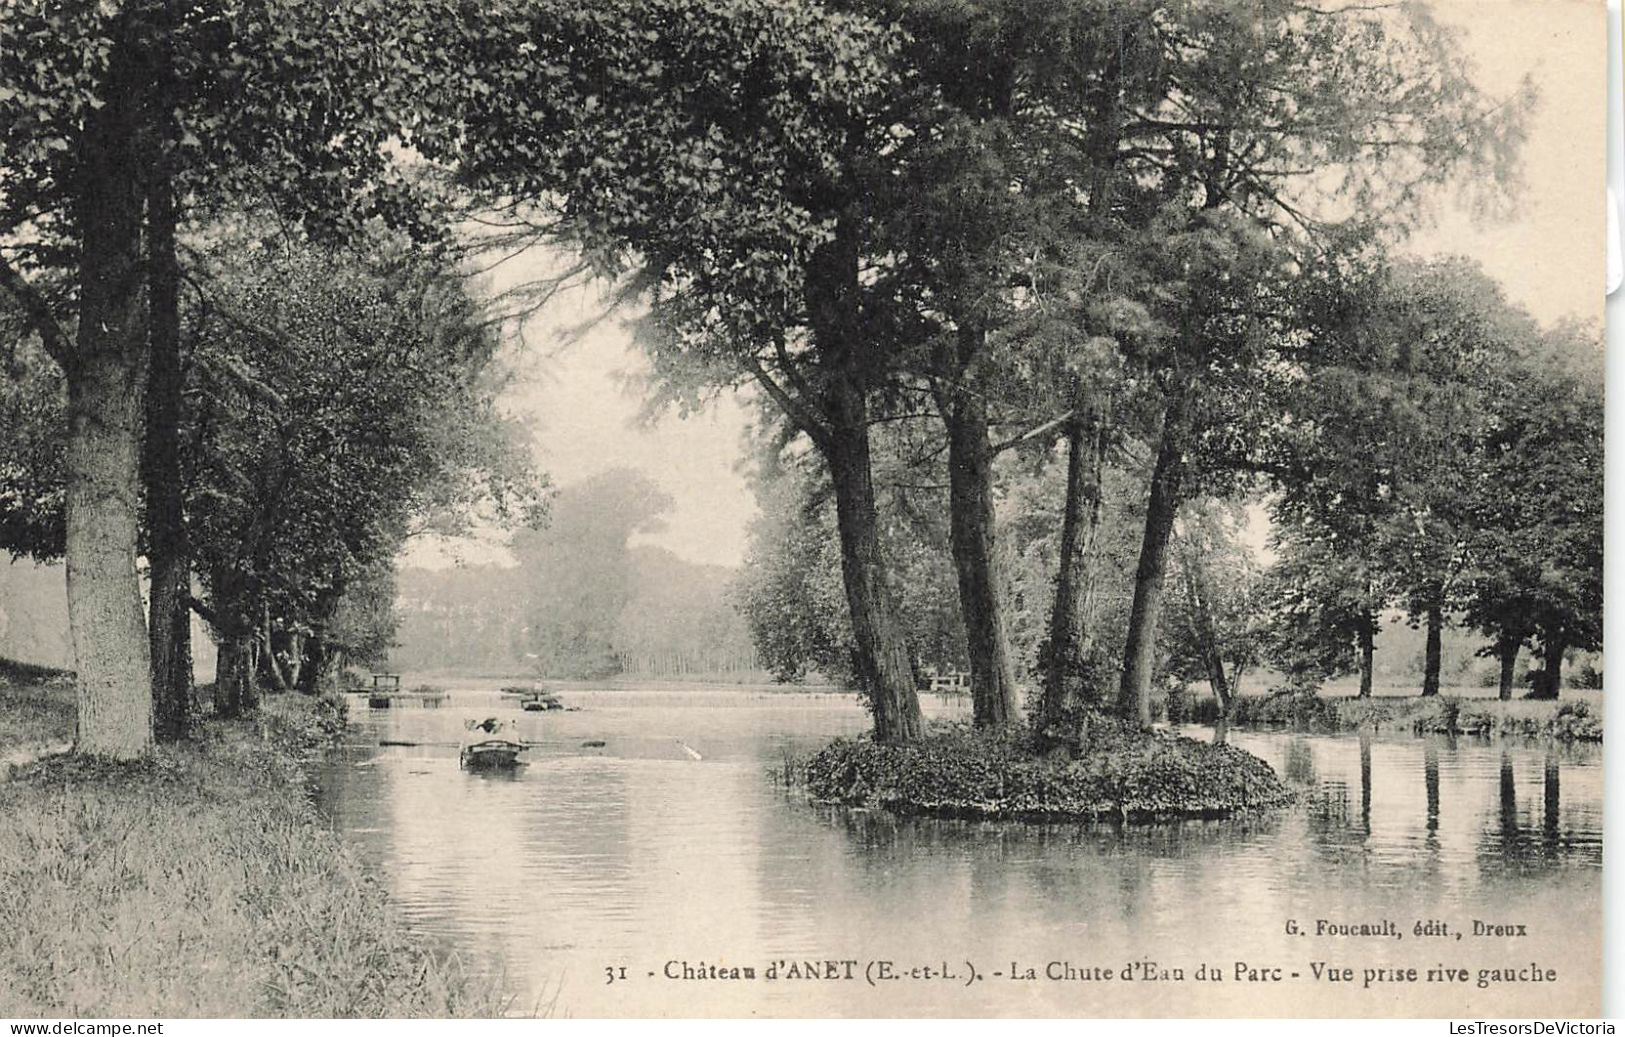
xmin=803 ymin=715 xmax=1292 ymax=822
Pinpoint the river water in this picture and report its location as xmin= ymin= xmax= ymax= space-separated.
xmin=313 ymin=684 xmax=1602 ymax=1017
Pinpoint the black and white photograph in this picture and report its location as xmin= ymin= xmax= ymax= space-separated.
xmin=0 ymin=0 xmax=1607 ymax=1020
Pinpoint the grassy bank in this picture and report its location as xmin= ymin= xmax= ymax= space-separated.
xmin=1188 ymin=688 xmax=1604 ymax=742
xmin=0 ymin=681 xmax=508 ymax=1018
xmin=801 ymin=719 xmax=1294 ymax=823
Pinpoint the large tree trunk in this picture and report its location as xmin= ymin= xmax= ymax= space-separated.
xmin=1035 ymin=12 xmax=1124 ymax=731
xmin=1040 ymin=18 xmax=1125 ymax=728
xmin=1420 ymin=602 xmax=1443 ymax=697
xmin=1040 ymin=412 xmax=1105 ymax=728
xmin=942 ymin=364 xmax=1017 ymax=729
xmin=1529 ymin=635 xmax=1566 ymax=700
xmin=824 ymin=387 xmax=924 ymax=743
xmin=144 ymin=168 xmax=192 ymax=742
xmin=1179 ymin=547 xmax=1231 ymax=716
xmin=1357 ymin=612 xmax=1375 ymax=699
xmin=260 ymin=607 xmax=294 ymax=693
xmin=297 ymin=632 xmax=332 ymax=696
xmin=1495 ymin=633 xmax=1520 ymax=702
xmin=213 ymin=634 xmax=256 ymax=719
xmin=1039 ymin=417 xmax=1086 ymax=728
xmin=1118 ymin=397 xmax=1187 ymax=728
xmin=803 ymin=219 xmax=923 ymax=743
xmin=65 ymin=34 xmax=153 ymax=759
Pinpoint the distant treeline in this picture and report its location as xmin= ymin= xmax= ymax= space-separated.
xmin=0 ymin=547 xmax=1593 ymax=693
xmin=612 ymin=648 xmax=763 ymax=678
xmin=389 ymin=470 xmax=757 ymax=679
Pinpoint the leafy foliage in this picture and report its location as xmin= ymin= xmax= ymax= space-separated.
xmin=0 ymin=0 xmax=451 ymax=263
xmin=1457 ymin=325 xmax=1603 ymax=663
xmin=1271 ymin=254 xmax=1601 ymax=693
xmin=322 ymin=561 xmax=401 ymax=671
xmin=1285 ymin=257 xmax=1532 ymax=610
xmin=1 ymin=0 xmax=480 ymax=752
xmin=0 ymin=329 xmax=64 ymax=561
xmin=1164 ymin=501 xmax=1265 ymax=698
xmin=1257 ymin=518 xmax=1385 ymax=682
xmin=733 ymin=456 xmax=854 ymax=684
xmin=733 ymin=413 xmax=967 ymax=685
xmin=447 ymin=0 xmax=901 ymax=320
xmin=999 ymin=440 xmax=1145 ymax=689
xmin=185 ymin=231 xmax=544 ymax=661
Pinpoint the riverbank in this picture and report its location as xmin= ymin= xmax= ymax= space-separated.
xmin=801 ymin=719 xmax=1294 ymax=822
xmin=0 ymin=672 xmax=508 ymax=1017
xmin=1191 ymin=688 xmax=1604 ymax=741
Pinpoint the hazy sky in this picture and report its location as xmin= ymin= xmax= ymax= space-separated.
xmin=1415 ymin=0 xmax=1601 ymax=327
xmin=423 ymin=0 xmax=1601 ymax=572
xmin=496 ymin=278 xmax=757 ymax=569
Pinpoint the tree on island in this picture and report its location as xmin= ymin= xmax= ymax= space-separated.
xmin=434 ymin=0 xmax=1527 ymax=738
xmin=1095 ymin=5 xmax=1525 ymax=727
xmin=734 ymin=405 xmax=968 ymax=688
xmin=0 ymin=0 xmax=1575 ymax=760
xmin=441 ymin=1 xmax=938 ymax=739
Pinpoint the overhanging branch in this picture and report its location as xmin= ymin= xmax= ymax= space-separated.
xmin=742 ymin=350 xmax=833 ymax=451
xmin=188 ymin=595 xmax=218 ymax=627
xmin=991 ymin=410 xmax=1075 ymax=454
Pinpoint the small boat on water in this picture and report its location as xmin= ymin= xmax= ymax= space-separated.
xmin=460 ymin=717 xmax=528 ymax=770
xmin=461 ymin=738 xmax=527 ymax=769
xmin=503 ymin=682 xmax=565 ymax=711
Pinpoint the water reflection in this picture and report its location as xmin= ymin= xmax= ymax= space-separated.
xmin=1283 ymin=737 xmax=1317 ymax=785
xmin=315 ymin=688 xmax=1601 ymax=1017
xmin=1498 ymin=751 xmax=1518 ymax=855
xmin=1426 ymin=742 xmax=1441 ymax=837
xmin=1360 ymin=731 xmax=1372 ymax=834
xmin=1543 ymin=755 xmax=1560 ymax=848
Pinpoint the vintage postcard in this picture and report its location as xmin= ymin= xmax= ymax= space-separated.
xmin=0 ymin=0 xmax=1605 ymax=1021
